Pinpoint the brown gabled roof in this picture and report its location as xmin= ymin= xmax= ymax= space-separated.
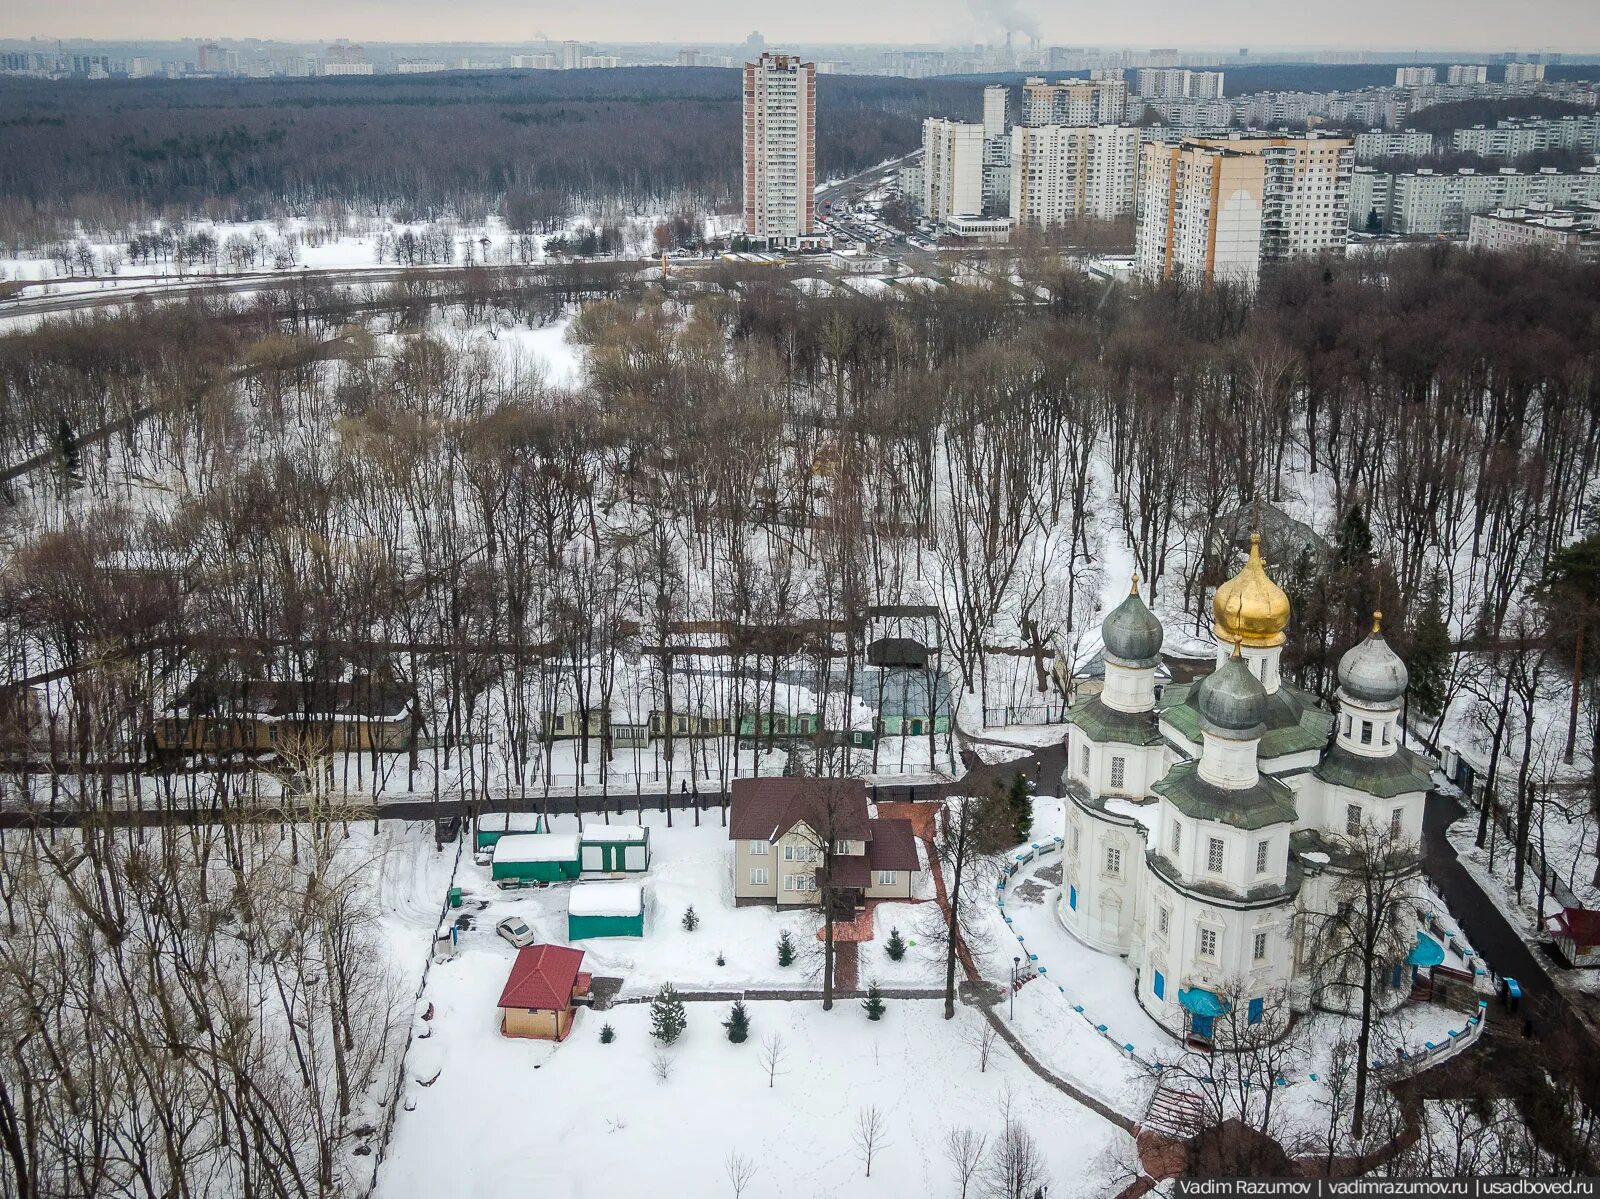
xmin=820 ymin=854 xmax=871 ymax=890
xmin=498 ymin=944 xmax=586 ymax=1011
xmin=727 ymin=777 xmax=870 ymax=844
xmin=865 ymin=818 xmax=921 ymax=873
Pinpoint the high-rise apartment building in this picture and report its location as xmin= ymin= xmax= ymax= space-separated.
xmin=1021 ymin=77 xmax=1129 ymax=126
xmin=983 ymin=85 xmax=1009 ymax=140
xmin=1504 ymin=62 xmax=1547 ymax=83
xmin=1446 ymin=64 xmax=1488 ymax=85
xmin=1137 ymin=134 xmax=1354 ymax=287
xmin=922 ymin=118 xmax=987 ymax=221
xmin=1394 ymin=67 xmax=1437 ymax=87
xmin=562 ymin=41 xmax=584 ymax=69
xmin=1135 ymin=68 xmax=1225 ymax=99
xmin=743 ymin=52 xmax=818 ymax=247
xmin=1009 ymin=124 xmax=1140 ymax=226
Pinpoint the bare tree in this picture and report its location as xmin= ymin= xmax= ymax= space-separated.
xmin=982 ymin=1115 xmax=1049 ymax=1199
xmin=943 ymin=1126 xmax=988 ymax=1199
xmin=724 ymin=1151 xmax=756 ymax=1198
xmin=651 ymin=1051 xmax=674 ymax=1084
xmin=853 ymin=1105 xmax=888 ymax=1178
xmin=758 ymin=1033 xmax=786 ymax=1089
xmin=925 ymin=794 xmax=1009 ymax=1018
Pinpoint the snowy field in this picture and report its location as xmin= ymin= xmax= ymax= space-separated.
xmin=446 ymin=809 xmax=942 ymax=998
xmin=377 ymin=999 xmax=1132 ymax=1199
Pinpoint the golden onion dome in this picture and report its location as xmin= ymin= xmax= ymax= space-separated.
xmin=1212 ymin=533 xmax=1290 ymax=648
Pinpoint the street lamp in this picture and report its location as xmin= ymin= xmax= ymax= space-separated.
xmin=1011 ymin=955 xmax=1021 ymax=1020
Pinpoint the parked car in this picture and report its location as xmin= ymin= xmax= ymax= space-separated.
xmin=496 ymin=916 xmax=535 ymax=948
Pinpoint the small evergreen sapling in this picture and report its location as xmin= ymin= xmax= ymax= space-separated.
xmin=599 ymin=1022 xmax=616 ymax=1044
xmin=777 ymin=929 xmax=795 ymax=967
xmin=724 ymin=999 xmax=751 ymax=1044
xmin=885 ymin=926 xmax=907 ymax=961
xmin=716 ymin=949 xmax=726 ymax=966
xmin=861 ymin=981 xmax=886 ymax=1021
xmin=682 ymin=905 xmax=700 ymax=932
xmin=1006 ymin=773 xmax=1033 ymax=843
xmin=650 ymin=983 xmax=687 ymax=1045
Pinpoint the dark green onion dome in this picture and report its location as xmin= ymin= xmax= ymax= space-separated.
xmin=1194 ymin=645 xmax=1268 ymax=739
xmin=1337 ymin=612 xmax=1408 ymax=706
xmin=1102 ymin=576 xmax=1165 ymax=668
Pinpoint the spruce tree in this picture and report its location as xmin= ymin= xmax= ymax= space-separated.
xmin=599 ymin=1022 xmax=616 ymax=1044
xmin=777 ymin=929 xmax=795 ymax=967
xmin=1006 ymin=773 xmax=1033 ymax=842
xmin=681 ymin=905 xmax=699 ymax=932
xmin=861 ymin=981 xmax=885 ymax=1021
xmin=885 ymin=926 xmax=907 ymax=961
xmin=723 ymin=999 xmax=750 ymax=1044
xmin=649 ymin=983 xmax=687 ymax=1045
xmin=1407 ymin=578 xmax=1453 ymax=719
xmin=53 ymin=414 xmax=82 ymax=493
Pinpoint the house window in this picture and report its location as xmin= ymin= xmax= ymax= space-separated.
xmin=1072 ymin=825 xmax=1081 ymax=857
xmin=878 ymin=870 xmax=897 ymax=885
xmin=1170 ymin=821 xmax=1181 ymax=855
xmin=783 ymin=874 xmax=800 ymax=891
xmin=1248 ymin=996 xmax=1264 ymax=1025
xmin=1153 ymin=969 xmax=1166 ymax=1000
xmin=1347 ymin=804 xmax=1362 ymax=837
xmin=1110 ymin=756 xmax=1126 ymax=790
xmin=1080 ymin=744 xmax=1090 ymax=778
xmin=675 ymin=716 xmax=688 ymax=733
xmin=1198 ymin=927 xmax=1219 ymax=958
xmin=1343 ymin=713 xmax=1351 ymax=738
xmin=750 ymin=840 xmax=769 ymax=856
xmin=1382 ymin=722 xmax=1391 ymax=745
xmin=1253 ymin=930 xmax=1268 ymax=961
xmin=750 ymin=867 xmax=770 ymax=886
xmin=784 ymin=844 xmax=795 ymax=861
xmin=1105 ymin=846 xmax=1122 ymax=877
xmin=1360 ymin=721 xmax=1373 ymax=745
xmin=1207 ymin=837 xmax=1224 ymax=874
xmin=1158 ymin=906 xmax=1170 ymax=937
xmin=1255 ymin=840 xmax=1269 ymax=875
xmin=1391 ymin=808 xmax=1404 ymax=837
xmin=834 ymin=840 xmax=849 ymax=855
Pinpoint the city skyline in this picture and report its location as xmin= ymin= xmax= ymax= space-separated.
xmin=8 ymin=0 xmax=1598 ymax=53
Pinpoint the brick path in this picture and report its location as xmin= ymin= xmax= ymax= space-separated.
xmin=834 ymin=942 xmax=860 ymax=991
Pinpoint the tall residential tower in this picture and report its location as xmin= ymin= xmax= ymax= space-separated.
xmin=743 ymin=52 xmax=818 ymax=248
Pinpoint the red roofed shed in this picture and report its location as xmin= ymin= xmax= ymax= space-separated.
xmin=498 ymin=944 xmax=592 ymax=1040
xmin=1549 ymin=907 xmax=1600 ymax=968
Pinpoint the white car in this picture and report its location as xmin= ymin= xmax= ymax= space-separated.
xmin=496 ymin=916 xmax=535 ymax=948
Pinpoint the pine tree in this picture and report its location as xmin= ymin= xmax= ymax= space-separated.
xmin=777 ymin=929 xmax=795 ymax=967
xmin=53 ymin=414 xmax=82 ymax=493
xmin=1006 ymin=773 xmax=1033 ymax=843
xmin=599 ymin=1022 xmax=616 ymax=1044
xmin=650 ymin=983 xmax=687 ymax=1045
xmin=1336 ymin=503 xmax=1374 ymax=570
xmin=681 ymin=905 xmax=699 ymax=932
xmin=861 ymin=981 xmax=885 ymax=1021
xmin=723 ymin=999 xmax=750 ymax=1044
xmin=885 ymin=926 xmax=907 ymax=962
xmin=1407 ymin=577 xmax=1453 ymax=719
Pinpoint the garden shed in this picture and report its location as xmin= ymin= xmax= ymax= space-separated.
xmin=567 ymin=882 xmax=646 ymax=939
xmin=475 ymin=811 xmax=543 ymax=850
xmin=491 ymin=833 xmax=582 ymax=884
xmin=498 ymin=944 xmax=591 ymax=1040
xmin=579 ymin=823 xmax=651 ymax=875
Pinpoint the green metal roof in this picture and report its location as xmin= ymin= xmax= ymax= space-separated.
xmin=1151 ymin=760 xmax=1299 ymax=831
xmin=1066 ymin=695 xmax=1164 ymax=747
xmin=1159 ymin=680 xmax=1333 ymax=759
xmin=1313 ymin=742 xmax=1434 ymax=799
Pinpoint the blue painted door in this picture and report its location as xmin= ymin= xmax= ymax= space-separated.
xmin=1068 ymin=885 xmax=1077 ymax=910
xmin=1248 ymin=997 xmax=1264 ymax=1025
xmin=1153 ymin=970 xmax=1165 ymax=1000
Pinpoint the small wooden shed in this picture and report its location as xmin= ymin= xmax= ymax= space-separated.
xmin=498 ymin=944 xmax=591 ymax=1040
xmin=1549 ymin=907 xmax=1600 ymax=967
xmin=475 ymin=811 xmax=543 ymax=850
xmin=491 ymin=833 xmax=582 ymax=884
xmin=580 ymin=823 xmax=651 ymax=875
xmin=567 ymin=882 xmax=646 ymax=939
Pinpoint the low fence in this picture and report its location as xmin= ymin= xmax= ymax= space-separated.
xmin=983 ymin=704 xmax=1059 ymax=728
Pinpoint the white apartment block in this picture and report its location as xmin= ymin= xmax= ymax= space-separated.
xmin=321 ymin=62 xmax=375 ymax=76
xmin=562 ymin=41 xmax=584 ymax=69
xmin=1196 ymin=134 xmax=1354 ymax=262
xmin=1135 ymin=68 xmax=1225 ymax=99
xmin=512 ymin=54 xmax=559 ymax=70
xmin=1009 ymin=124 xmax=1139 ymax=226
xmin=1453 ymin=115 xmax=1600 ymax=157
xmin=1136 ymin=143 xmax=1266 ymax=289
xmin=1394 ymin=67 xmax=1437 ymax=87
xmin=1355 ymin=166 xmax=1600 ymax=235
xmin=743 ymin=53 xmax=818 ymax=247
xmin=1354 ymin=129 xmax=1435 ymax=160
xmin=923 ymin=118 xmax=987 ymax=221
xmin=1468 ymin=205 xmax=1600 ymax=259
xmin=580 ymin=56 xmax=621 ymax=68
xmin=1445 ymin=65 xmax=1488 ymax=86
xmin=1021 ymin=77 xmax=1129 ymax=126
xmin=1504 ymin=62 xmax=1547 ymax=84
xmin=983 ymin=84 xmax=1008 ymax=140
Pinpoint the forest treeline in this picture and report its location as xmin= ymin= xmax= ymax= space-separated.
xmin=0 ymin=68 xmax=977 ymax=246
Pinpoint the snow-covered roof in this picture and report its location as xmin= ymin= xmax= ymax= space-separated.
xmin=492 ymin=833 xmax=581 ymax=864
xmin=581 ymin=823 xmax=647 ymax=843
xmin=481 ymin=812 xmax=543 ymax=834
xmin=568 ymin=882 xmax=645 ymax=917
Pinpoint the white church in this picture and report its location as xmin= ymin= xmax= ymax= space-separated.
xmin=1059 ymin=535 xmax=1435 ymax=1043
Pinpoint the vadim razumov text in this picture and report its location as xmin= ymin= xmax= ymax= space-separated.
xmin=1176 ymin=1180 xmax=1600 ymax=1198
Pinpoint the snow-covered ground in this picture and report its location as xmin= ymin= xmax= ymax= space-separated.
xmin=446 ymin=809 xmax=941 ymax=999
xmin=378 ymin=998 xmax=1132 ymax=1199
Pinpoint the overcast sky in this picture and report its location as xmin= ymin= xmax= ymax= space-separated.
xmin=10 ymin=0 xmax=1598 ymax=51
